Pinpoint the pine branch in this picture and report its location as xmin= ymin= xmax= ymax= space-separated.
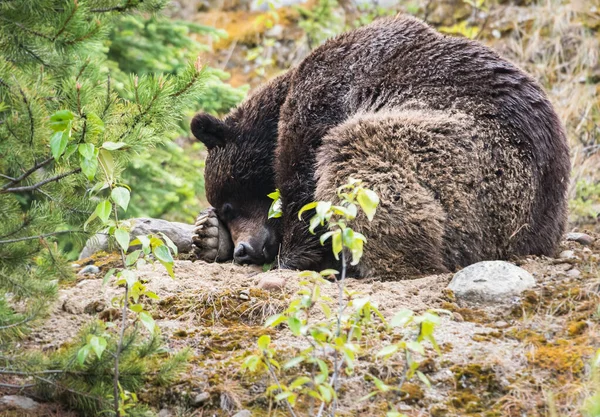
xmin=64 ymin=20 xmax=101 ymax=46
xmin=1 ymin=156 xmax=54 ymax=191
xmin=0 ymin=314 xmax=34 ymax=330
xmin=52 ymin=0 xmax=78 ymax=41
xmin=0 ymin=382 xmax=35 ymax=389
xmin=0 ymin=16 xmax=52 ymax=41
xmin=12 ymin=77 xmax=35 ymax=146
xmin=0 ymin=230 xmax=82 ymax=245
xmin=90 ymin=0 xmax=136 ymax=13
xmin=1 ymin=168 xmax=82 ymax=194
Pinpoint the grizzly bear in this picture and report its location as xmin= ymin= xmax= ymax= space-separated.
xmin=190 ymin=15 xmax=570 ymax=278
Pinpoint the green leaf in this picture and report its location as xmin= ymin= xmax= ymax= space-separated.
xmin=318 ymin=385 xmax=333 ymax=403
xmin=264 ymin=313 xmax=286 ymax=328
xmin=80 ymin=155 xmax=98 ymax=181
xmin=129 ymin=303 xmax=143 ymax=313
xmin=50 ymin=131 xmax=68 ymax=160
xmin=95 ymin=200 xmax=112 ymax=224
xmin=111 ymin=187 xmax=131 ymax=211
xmin=160 ymin=260 xmax=175 ymax=278
xmin=86 ymin=112 xmax=105 ymax=136
xmin=99 ymin=149 xmax=115 ymax=181
xmin=298 ymin=201 xmax=317 ymax=219
xmin=319 ymin=231 xmax=334 ymax=245
xmin=284 ymin=357 xmax=305 ymax=370
xmin=102 ymin=268 xmax=116 ymax=286
xmin=357 ymin=188 xmax=379 ymax=221
xmin=257 ymin=334 xmax=271 ymax=350
xmin=153 ymin=244 xmax=174 ymax=264
xmin=89 ymin=335 xmax=107 ymax=360
xmin=120 ymin=269 xmax=136 ymax=288
xmin=331 ymin=230 xmax=342 ymax=260
xmin=391 ymin=309 xmax=414 ymax=327
xmin=114 ymin=227 xmax=130 ymax=252
xmin=288 ymin=316 xmax=301 ymax=336
xmin=315 ymin=201 xmax=332 ymax=221
xmin=126 ymin=250 xmax=141 ymax=266
xmin=376 ymin=344 xmax=399 ymax=357
xmin=78 ymin=143 xmax=95 ymax=159
xmin=158 ymin=232 xmax=178 ymax=256
xmin=77 ymin=345 xmax=90 ymax=365
xmin=49 ymin=109 xmax=74 ymax=132
xmin=139 ymin=311 xmax=155 ymax=333
xmin=64 ymin=143 xmax=78 ymax=159
xmin=102 ymin=141 xmax=127 ymax=150
xmin=416 ymin=371 xmax=431 ymax=388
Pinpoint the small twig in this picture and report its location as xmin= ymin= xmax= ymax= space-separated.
xmin=90 ymin=0 xmax=134 ymax=13
xmin=0 ymin=230 xmax=82 ymax=245
xmin=52 ymin=0 xmax=78 ymax=41
xmin=12 ymin=76 xmax=34 ymax=146
xmin=0 ymin=156 xmax=53 ymax=190
xmin=1 ymin=168 xmax=82 ymax=194
xmin=262 ymin=352 xmax=299 ymax=417
xmin=0 ymin=173 xmax=16 ymax=181
xmin=0 ymin=315 xmax=34 ymax=330
xmin=0 ymin=382 xmax=35 ymax=389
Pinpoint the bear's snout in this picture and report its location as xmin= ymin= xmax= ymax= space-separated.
xmin=233 ymin=227 xmax=278 ymax=265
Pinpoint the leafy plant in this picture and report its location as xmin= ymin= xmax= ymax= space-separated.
xmin=243 ymin=179 xmax=442 ymax=416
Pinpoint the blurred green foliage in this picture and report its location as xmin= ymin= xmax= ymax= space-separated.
xmin=106 ymin=14 xmax=247 ymax=223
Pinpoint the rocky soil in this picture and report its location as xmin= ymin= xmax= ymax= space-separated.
xmin=3 ymin=229 xmax=599 ymax=417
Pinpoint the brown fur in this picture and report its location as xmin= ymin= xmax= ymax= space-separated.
xmin=191 ymin=15 xmax=570 ymax=278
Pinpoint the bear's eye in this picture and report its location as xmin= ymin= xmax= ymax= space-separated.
xmin=220 ymin=203 xmax=236 ymax=221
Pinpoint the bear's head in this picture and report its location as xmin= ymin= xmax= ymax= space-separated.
xmin=191 ymin=111 xmax=280 ymax=265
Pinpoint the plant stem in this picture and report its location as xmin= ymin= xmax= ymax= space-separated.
xmin=262 ymin=351 xmax=298 ymax=417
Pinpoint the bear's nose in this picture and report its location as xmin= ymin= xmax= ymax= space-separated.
xmin=234 ymin=242 xmax=260 ymax=265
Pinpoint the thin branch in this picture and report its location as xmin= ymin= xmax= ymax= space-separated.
xmin=12 ymin=76 xmax=34 ymax=146
xmin=52 ymin=0 xmax=78 ymax=41
xmin=64 ymin=20 xmax=101 ymax=46
xmin=0 ymin=16 xmax=52 ymax=40
xmin=1 ymin=168 xmax=82 ymax=194
xmin=170 ymin=70 xmax=199 ymax=98
xmin=0 ymin=230 xmax=82 ymax=245
xmin=0 ymin=382 xmax=35 ymax=389
xmin=90 ymin=0 xmax=135 ymax=13
xmin=0 ymin=314 xmax=34 ymax=330
xmin=1 ymin=156 xmax=53 ymax=190
xmin=0 ymin=173 xmax=16 ymax=181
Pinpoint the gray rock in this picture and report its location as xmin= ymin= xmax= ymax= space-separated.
xmin=566 ymin=268 xmax=581 ymax=278
xmin=158 ymin=409 xmax=173 ymax=417
xmin=1 ymin=395 xmax=39 ymax=410
xmin=232 ymin=411 xmax=252 ymax=417
xmin=79 ymin=217 xmax=195 ymax=259
xmin=559 ymin=250 xmax=576 ymax=260
xmin=77 ymin=265 xmax=100 ymax=275
xmin=448 ymin=261 xmax=535 ymax=304
xmin=565 ymin=232 xmax=594 ymax=246
xmin=193 ymin=392 xmax=211 ymax=406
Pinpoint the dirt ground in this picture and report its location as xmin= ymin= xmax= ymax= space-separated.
xmin=4 ymin=229 xmax=598 ymax=417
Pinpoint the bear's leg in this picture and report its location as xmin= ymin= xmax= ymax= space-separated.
xmin=310 ymin=109 xmax=483 ymax=278
xmin=192 ymin=207 xmax=234 ymax=262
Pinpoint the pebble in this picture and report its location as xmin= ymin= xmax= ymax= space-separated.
xmin=238 ymin=290 xmax=250 ymax=301
xmin=558 ymin=250 xmax=576 ymax=260
xmin=1 ymin=395 xmax=39 ymax=410
xmin=565 ymin=232 xmax=594 ymax=246
xmin=232 ymin=411 xmax=252 ymax=417
xmin=566 ymin=269 xmax=581 ymax=278
xmin=77 ymin=264 xmax=100 ymax=275
xmin=192 ymin=392 xmax=210 ymax=406
xmin=494 ymin=321 xmax=510 ymax=329
xmin=256 ymin=274 xmax=287 ymax=291
xmin=158 ymin=409 xmax=173 ymax=417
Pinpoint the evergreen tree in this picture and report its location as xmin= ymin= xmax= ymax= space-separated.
xmin=0 ymin=1 xmax=203 ymax=414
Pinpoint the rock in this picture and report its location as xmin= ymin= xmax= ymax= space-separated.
xmin=77 ymin=264 xmax=100 ymax=275
xmin=566 ymin=268 xmax=581 ymax=278
xmin=158 ymin=409 xmax=173 ymax=417
xmin=559 ymin=250 xmax=576 ymax=260
xmin=256 ymin=274 xmax=287 ymax=291
xmin=62 ymin=298 xmax=85 ymax=314
xmin=232 ymin=410 xmax=252 ymax=417
xmin=1 ymin=395 xmax=39 ymax=410
xmin=494 ymin=320 xmax=510 ymax=329
xmin=238 ymin=290 xmax=250 ymax=301
xmin=79 ymin=217 xmax=195 ymax=259
xmin=192 ymin=392 xmax=211 ymax=406
xmin=448 ymin=261 xmax=535 ymax=304
xmin=565 ymin=232 xmax=594 ymax=246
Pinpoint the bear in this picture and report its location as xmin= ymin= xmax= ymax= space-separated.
xmin=190 ymin=15 xmax=570 ymax=279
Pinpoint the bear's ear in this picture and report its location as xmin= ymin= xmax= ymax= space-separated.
xmin=191 ymin=113 xmax=228 ymax=149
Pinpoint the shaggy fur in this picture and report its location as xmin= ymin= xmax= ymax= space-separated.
xmin=191 ymin=15 xmax=570 ymax=278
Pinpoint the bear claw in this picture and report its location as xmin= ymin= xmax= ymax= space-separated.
xmin=192 ymin=207 xmax=234 ymax=263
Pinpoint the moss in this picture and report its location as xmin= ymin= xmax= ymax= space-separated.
xmin=441 ymin=302 xmax=488 ymax=323
xmin=400 ymin=382 xmax=424 ymax=404
xmin=526 ymin=339 xmax=592 ymax=375
xmin=505 ymin=328 xmax=546 ymax=345
xmin=567 ymin=320 xmax=589 ymax=336
xmin=447 ymin=364 xmax=507 ymax=413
